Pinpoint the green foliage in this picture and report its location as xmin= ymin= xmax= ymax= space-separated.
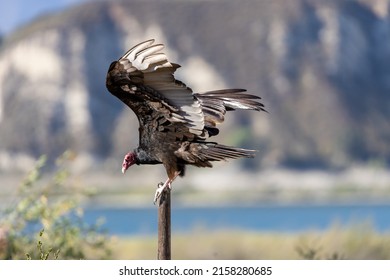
xmin=26 ymin=229 xmax=60 ymax=260
xmin=0 ymin=151 xmax=110 ymax=260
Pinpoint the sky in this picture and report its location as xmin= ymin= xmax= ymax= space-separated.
xmin=0 ymin=0 xmax=91 ymax=35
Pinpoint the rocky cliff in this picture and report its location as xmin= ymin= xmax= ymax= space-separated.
xmin=0 ymin=0 xmax=389 ymax=172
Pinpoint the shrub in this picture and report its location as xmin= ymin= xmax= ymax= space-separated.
xmin=0 ymin=151 xmax=110 ymax=260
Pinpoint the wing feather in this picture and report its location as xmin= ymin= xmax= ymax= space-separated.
xmin=194 ymin=89 xmax=266 ymax=129
xmin=107 ymin=39 xmax=266 ymax=170
xmin=107 ymin=39 xmax=265 ymax=148
xmin=107 ymin=39 xmax=206 ymax=139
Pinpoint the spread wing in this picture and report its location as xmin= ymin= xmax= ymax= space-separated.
xmin=106 ymin=39 xmax=206 ymax=145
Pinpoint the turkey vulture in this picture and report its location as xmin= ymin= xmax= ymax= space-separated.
xmin=106 ymin=39 xmax=266 ymax=203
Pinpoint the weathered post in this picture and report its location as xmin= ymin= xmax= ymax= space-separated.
xmin=157 ymin=188 xmax=171 ymax=260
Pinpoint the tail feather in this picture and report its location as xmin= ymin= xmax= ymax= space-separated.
xmin=175 ymin=142 xmax=257 ymax=168
xmin=200 ymin=143 xmax=256 ymax=162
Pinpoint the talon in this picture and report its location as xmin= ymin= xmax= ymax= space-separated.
xmin=153 ymin=182 xmax=165 ymax=205
xmin=153 ymin=174 xmax=178 ymax=205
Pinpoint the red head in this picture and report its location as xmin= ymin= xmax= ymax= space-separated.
xmin=122 ymin=152 xmax=137 ymax=174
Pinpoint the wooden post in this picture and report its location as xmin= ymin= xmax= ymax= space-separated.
xmin=157 ymin=188 xmax=171 ymax=260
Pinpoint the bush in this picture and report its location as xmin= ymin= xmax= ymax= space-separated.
xmin=0 ymin=151 xmax=111 ymax=260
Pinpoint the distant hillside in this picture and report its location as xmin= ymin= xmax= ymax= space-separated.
xmin=0 ymin=0 xmax=389 ymax=172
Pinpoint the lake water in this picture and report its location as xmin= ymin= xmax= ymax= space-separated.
xmin=84 ymin=204 xmax=390 ymax=235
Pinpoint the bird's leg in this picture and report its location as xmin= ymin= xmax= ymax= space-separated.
xmin=153 ymin=171 xmax=180 ymax=205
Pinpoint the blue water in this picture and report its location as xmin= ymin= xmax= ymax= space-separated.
xmin=84 ymin=204 xmax=390 ymax=235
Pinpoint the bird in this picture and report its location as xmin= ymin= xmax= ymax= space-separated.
xmin=106 ymin=39 xmax=266 ymax=204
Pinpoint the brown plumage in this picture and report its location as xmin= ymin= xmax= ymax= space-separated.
xmin=106 ymin=39 xmax=266 ymax=202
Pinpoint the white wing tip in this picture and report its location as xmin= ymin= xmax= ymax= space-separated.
xmin=120 ymin=39 xmax=175 ymax=72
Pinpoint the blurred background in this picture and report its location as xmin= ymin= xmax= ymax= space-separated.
xmin=1 ymin=0 xmax=390 ymax=259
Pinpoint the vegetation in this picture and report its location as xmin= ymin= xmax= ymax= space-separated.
xmin=108 ymin=225 xmax=390 ymax=260
xmin=1 ymin=152 xmax=389 ymax=260
xmin=0 ymin=152 xmax=111 ymax=260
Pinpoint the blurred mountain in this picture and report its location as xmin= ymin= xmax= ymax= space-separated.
xmin=0 ymin=0 xmax=390 ymax=172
